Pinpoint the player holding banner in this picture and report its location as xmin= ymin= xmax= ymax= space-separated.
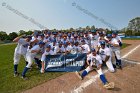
xmin=75 ymin=48 xmax=114 ymax=89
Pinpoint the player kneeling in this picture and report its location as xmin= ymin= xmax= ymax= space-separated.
xmin=75 ymin=48 xmax=114 ymax=89
xmin=40 ymin=45 xmax=55 ymax=73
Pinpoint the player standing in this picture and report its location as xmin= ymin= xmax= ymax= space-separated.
xmin=13 ymin=35 xmax=32 ymax=77
xmin=98 ymin=41 xmax=115 ymax=72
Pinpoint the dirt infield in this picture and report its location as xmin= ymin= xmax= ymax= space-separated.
xmin=23 ymin=40 xmax=140 ymax=93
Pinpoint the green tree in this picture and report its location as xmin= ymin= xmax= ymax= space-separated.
xmin=69 ymin=28 xmax=74 ymax=32
xmin=25 ymin=30 xmax=33 ymax=35
xmin=19 ymin=30 xmax=26 ymax=36
xmin=125 ymin=30 xmax=133 ymax=36
xmin=0 ymin=31 xmax=8 ymax=41
xmin=91 ymin=25 xmax=95 ymax=30
xmin=8 ymin=32 xmax=18 ymax=40
xmin=86 ymin=26 xmax=91 ymax=31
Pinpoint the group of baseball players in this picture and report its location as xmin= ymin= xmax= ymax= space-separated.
xmin=13 ymin=29 xmax=122 ymax=89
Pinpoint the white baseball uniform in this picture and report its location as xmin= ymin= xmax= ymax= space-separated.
xmin=14 ymin=38 xmax=29 ymax=65
xmin=86 ymin=54 xmax=103 ymax=75
xmin=26 ymin=45 xmax=43 ymax=68
xmin=99 ymin=47 xmax=115 ymax=72
xmin=110 ymin=38 xmax=121 ymax=60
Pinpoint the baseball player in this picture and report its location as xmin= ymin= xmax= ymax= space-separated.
xmin=40 ymin=45 xmax=55 ymax=73
xmin=75 ymin=48 xmax=114 ymax=89
xmin=98 ymin=40 xmax=115 ymax=72
xmin=91 ymin=30 xmax=99 ymax=50
xmin=106 ymin=34 xmax=122 ymax=69
xmin=13 ymin=35 xmax=32 ymax=77
xmin=21 ymin=41 xmax=45 ymax=79
xmin=112 ymin=31 xmax=122 ymax=47
xmin=54 ymin=42 xmax=65 ymax=54
xmin=80 ymin=39 xmax=90 ymax=54
xmin=73 ymin=41 xmax=82 ymax=53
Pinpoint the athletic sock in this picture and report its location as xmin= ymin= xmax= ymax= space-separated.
xmin=100 ymin=74 xmax=108 ymax=85
xmin=118 ymin=60 xmax=122 ymax=66
xmin=34 ymin=58 xmax=42 ymax=69
xmin=22 ymin=67 xmax=29 ymax=77
xmin=116 ymin=59 xmax=122 ymax=66
xmin=81 ymin=70 xmax=88 ymax=78
xmin=14 ymin=64 xmax=18 ymax=74
xmin=119 ymin=42 xmax=122 ymax=47
xmin=115 ymin=56 xmax=119 ymax=63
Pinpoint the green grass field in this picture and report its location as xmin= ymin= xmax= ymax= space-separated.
xmin=0 ymin=44 xmax=65 ymax=93
xmin=121 ymin=43 xmax=130 ymax=49
xmin=0 ymin=43 xmax=129 ymax=93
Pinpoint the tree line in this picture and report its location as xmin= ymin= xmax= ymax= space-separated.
xmin=0 ymin=30 xmax=33 ymax=43
xmin=1 ymin=24 xmax=140 ymax=43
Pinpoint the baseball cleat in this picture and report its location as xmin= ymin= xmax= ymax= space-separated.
xmin=104 ymin=82 xmax=114 ymax=89
xmin=14 ymin=72 xmax=19 ymax=77
xmin=40 ymin=69 xmax=45 ymax=74
xmin=75 ymin=71 xmax=83 ymax=80
xmin=21 ymin=76 xmax=29 ymax=80
xmin=116 ymin=65 xmax=122 ymax=70
xmin=108 ymin=82 xmax=115 ymax=88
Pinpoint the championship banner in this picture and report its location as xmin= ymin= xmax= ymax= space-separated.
xmin=45 ymin=53 xmax=87 ymax=72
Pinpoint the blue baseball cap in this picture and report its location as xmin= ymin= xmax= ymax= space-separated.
xmin=100 ymin=40 xmax=106 ymax=45
xmin=81 ymin=39 xmax=85 ymax=42
xmin=91 ymin=48 xmax=96 ymax=52
xmin=52 ymin=32 xmax=57 ymax=35
xmin=47 ymin=31 xmax=51 ymax=35
xmin=112 ymin=31 xmax=118 ymax=35
xmin=26 ymin=35 xmax=32 ymax=39
xmin=107 ymin=34 xmax=112 ymax=38
xmin=46 ymin=44 xmax=51 ymax=48
xmin=38 ymin=34 xmax=44 ymax=37
xmin=72 ymin=32 xmax=75 ymax=35
xmin=39 ymin=41 xmax=45 ymax=45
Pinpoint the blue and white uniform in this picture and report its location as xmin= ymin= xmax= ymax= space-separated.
xmin=14 ymin=38 xmax=29 ymax=65
xmin=99 ymin=46 xmax=115 ymax=72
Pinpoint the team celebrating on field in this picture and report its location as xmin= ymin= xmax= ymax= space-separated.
xmin=13 ymin=29 xmax=122 ymax=89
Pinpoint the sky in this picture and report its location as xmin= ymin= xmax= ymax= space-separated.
xmin=0 ymin=0 xmax=140 ymax=34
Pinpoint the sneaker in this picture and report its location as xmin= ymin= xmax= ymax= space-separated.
xmin=75 ymin=71 xmax=83 ymax=80
xmin=21 ymin=76 xmax=29 ymax=80
xmin=14 ymin=72 xmax=19 ymax=77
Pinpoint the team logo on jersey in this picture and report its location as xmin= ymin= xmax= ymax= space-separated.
xmin=100 ymin=50 xmax=105 ymax=55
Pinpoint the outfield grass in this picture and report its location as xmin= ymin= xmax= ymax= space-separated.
xmin=121 ymin=43 xmax=131 ymax=49
xmin=0 ymin=43 xmax=129 ymax=93
xmin=0 ymin=44 xmax=65 ymax=93
xmin=122 ymin=38 xmax=140 ymax=40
